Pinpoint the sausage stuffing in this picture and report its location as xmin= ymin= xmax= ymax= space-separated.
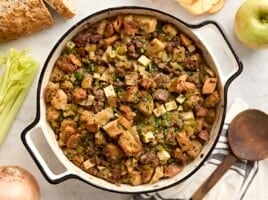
xmin=45 ymin=14 xmax=220 ymax=186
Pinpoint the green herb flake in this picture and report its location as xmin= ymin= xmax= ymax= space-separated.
xmin=74 ymin=71 xmax=83 ymax=81
xmin=88 ymin=62 xmax=95 ymax=72
xmin=139 ymin=48 xmax=146 ymax=55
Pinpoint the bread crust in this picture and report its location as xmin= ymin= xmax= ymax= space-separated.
xmin=44 ymin=0 xmax=76 ymax=19
xmin=0 ymin=0 xmax=53 ymax=42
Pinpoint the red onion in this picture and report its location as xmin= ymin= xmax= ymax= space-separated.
xmin=0 ymin=166 xmax=40 ymax=200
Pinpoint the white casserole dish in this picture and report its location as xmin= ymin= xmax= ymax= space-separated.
xmin=21 ymin=6 xmax=242 ymax=194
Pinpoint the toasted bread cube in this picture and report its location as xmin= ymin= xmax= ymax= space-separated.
xmin=173 ymin=148 xmax=186 ymax=163
xmin=103 ymin=119 xmax=123 ymax=138
xmin=142 ymin=168 xmax=155 ymax=183
xmin=95 ymin=107 xmax=114 ymax=126
xmin=179 ymin=33 xmax=192 ymax=46
xmin=162 ymin=24 xmax=178 ymax=37
xmin=176 ymin=131 xmax=193 ymax=152
xmin=204 ymin=91 xmax=220 ymax=108
xmin=119 ymin=105 xmax=136 ymax=121
xmin=124 ymin=86 xmax=138 ymax=102
xmin=187 ymin=140 xmax=202 ymax=158
xmin=153 ymin=105 xmax=166 ymax=117
xmin=80 ymin=110 xmax=95 ymax=123
xmin=118 ymin=116 xmax=132 ymax=129
xmin=125 ymin=72 xmax=139 ymax=86
xmin=113 ymin=15 xmax=123 ymax=32
xmin=104 ymin=35 xmax=119 ymax=46
xmin=138 ymin=55 xmax=151 ymax=67
xmin=103 ymin=85 xmax=116 ymax=98
xmin=202 ymin=78 xmax=217 ymax=94
xmin=134 ymin=15 xmax=157 ymax=33
xmin=137 ymin=93 xmax=154 ymax=116
xmin=150 ymin=166 xmax=164 ymax=184
xmin=165 ymin=101 xmax=177 ymax=111
xmin=104 ymin=143 xmax=124 ymax=161
xmin=139 ymin=77 xmax=156 ymax=89
xmin=66 ymin=134 xmax=79 ymax=149
xmin=148 ymin=38 xmax=166 ymax=55
xmin=86 ymin=122 xmax=99 ymax=133
xmin=118 ymin=130 xmax=142 ymax=157
xmin=129 ymin=170 xmax=143 ymax=186
xmin=51 ymin=89 xmax=68 ymax=110
xmin=68 ymin=54 xmax=82 ymax=67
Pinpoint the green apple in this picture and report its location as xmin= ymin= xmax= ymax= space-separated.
xmin=235 ymin=0 xmax=268 ymax=49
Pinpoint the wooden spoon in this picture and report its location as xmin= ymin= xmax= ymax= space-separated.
xmin=192 ymin=109 xmax=268 ymax=200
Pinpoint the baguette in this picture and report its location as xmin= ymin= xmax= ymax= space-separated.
xmin=44 ymin=0 xmax=76 ymax=19
xmin=0 ymin=0 xmax=54 ymax=42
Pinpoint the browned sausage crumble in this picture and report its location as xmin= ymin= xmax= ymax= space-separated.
xmin=45 ymin=14 xmax=220 ymax=185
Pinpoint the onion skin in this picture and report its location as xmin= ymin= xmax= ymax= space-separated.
xmin=0 ymin=166 xmax=40 ymax=200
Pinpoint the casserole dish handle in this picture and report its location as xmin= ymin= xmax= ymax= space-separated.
xmin=192 ymin=21 xmax=243 ymax=83
xmin=21 ymin=123 xmax=72 ymax=184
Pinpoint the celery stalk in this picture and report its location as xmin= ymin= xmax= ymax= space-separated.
xmin=0 ymin=49 xmax=39 ymax=145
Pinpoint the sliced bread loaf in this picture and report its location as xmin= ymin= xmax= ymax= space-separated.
xmin=0 ymin=0 xmax=54 ymax=42
xmin=44 ymin=0 xmax=76 ymax=19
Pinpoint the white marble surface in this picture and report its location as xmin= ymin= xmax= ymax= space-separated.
xmin=0 ymin=0 xmax=268 ymax=199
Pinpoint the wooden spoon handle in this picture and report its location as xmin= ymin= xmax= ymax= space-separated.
xmin=192 ymin=153 xmax=238 ymax=200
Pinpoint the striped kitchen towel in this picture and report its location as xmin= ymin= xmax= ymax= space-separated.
xmin=132 ymin=99 xmax=268 ymax=200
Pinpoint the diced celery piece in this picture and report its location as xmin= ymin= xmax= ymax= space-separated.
xmin=165 ymin=101 xmax=177 ymax=111
xmin=103 ymin=85 xmax=116 ymax=97
xmin=157 ymin=149 xmax=171 ymax=162
xmin=141 ymin=131 xmax=155 ymax=143
xmin=180 ymin=111 xmax=195 ymax=120
xmin=138 ymin=55 xmax=151 ymax=67
xmin=176 ymin=94 xmax=186 ymax=104
xmin=153 ymin=105 xmax=166 ymax=117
